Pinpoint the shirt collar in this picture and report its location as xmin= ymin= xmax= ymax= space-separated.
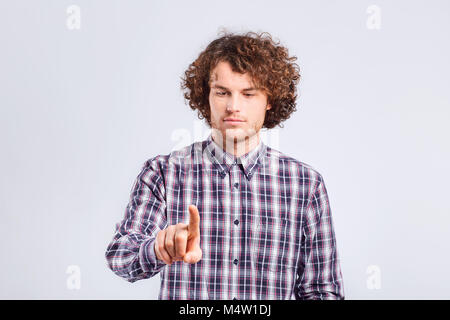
xmin=204 ymin=133 xmax=267 ymax=181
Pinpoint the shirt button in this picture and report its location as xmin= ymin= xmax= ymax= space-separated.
xmin=233 ymin=259 xmax=238 ymax=265
xmin=233 ymin=182 xmax=239 ymax=188
xmin=234 ymin=219 xmax=239 ymax=225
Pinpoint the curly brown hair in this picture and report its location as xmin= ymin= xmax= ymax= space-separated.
xmin=180 ymin=30 xmax=301 ymax=129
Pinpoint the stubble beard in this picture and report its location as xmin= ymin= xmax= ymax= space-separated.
xmin=210 ymin=121 xmax=260 ymax=157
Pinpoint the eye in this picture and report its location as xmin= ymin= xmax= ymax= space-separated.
xmin=244 ymin=93 xmax=255 ymax=97
xmin=216 ymin=91 xmax=227 ymax=96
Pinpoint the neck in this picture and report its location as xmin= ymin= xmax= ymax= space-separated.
xmin=211 ymin=130 xmax=260 ymax=158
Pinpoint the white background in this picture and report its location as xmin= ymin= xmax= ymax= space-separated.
xmin=1 ymin=0 xmax=449 ymax=299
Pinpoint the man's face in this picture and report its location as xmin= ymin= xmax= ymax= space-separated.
xmin=208 ymin=60 xmax=271 ymax=145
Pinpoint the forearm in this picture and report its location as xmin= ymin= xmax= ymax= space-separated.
xmin=106 ymin=157 xmax=168 ymax=282
xmin=296 ymin=277 xmax=345 ymax=300
xmin=105 ymin=232 xmax=166 ymax=282
xmin=296 ymin=240 xmax=345 ymax=300
xmin=296 ymin=174 xmax=345 ymax=300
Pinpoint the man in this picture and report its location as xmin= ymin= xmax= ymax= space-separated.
xmin=105 ymin=31 xmax=345 ymax=300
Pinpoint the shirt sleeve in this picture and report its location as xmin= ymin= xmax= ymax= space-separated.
xmin=105 ymin=157 xmax=168 ymax=283
xmin=295 ymin=174 xmax=345 ymax=300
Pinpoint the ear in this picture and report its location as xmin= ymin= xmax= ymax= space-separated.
xmin=266 ymin=104 xmax=272 ymax=111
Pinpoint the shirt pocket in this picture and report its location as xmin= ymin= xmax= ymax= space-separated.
xmin=250 ymin=216 xmax=298 ymax=273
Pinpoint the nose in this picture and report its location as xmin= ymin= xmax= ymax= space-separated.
xmin=226 ymin=95 xmax=241 ymax=112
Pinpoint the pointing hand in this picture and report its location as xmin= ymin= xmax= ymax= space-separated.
xmin=154 ymin=205 xmax=202 ymax=264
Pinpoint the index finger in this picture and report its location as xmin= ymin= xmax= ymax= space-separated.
xmin=188 ymin=205 xmax=200 ymax=237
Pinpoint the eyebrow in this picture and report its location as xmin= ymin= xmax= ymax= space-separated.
xmin=211 ymin=85 xmax=258 ymax=92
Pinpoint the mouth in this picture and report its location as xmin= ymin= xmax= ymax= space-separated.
xmin=224 ymin=118 xmax=245 ymax=124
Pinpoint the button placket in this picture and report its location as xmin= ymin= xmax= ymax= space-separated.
xmin=229 ymin=159 xmax=241 ymax=300
xmin=230 ymin=163 xmax=241 ymax=230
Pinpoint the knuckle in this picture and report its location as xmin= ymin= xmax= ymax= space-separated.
xmin=175 ymin=233 xmax=185 ymax=243
xmin=166 ymin=240 xmax=174 ymax=249
xmin=157 ymin=230 xmax=166 ymax=240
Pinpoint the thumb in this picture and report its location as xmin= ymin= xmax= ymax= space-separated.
xmin=187 ymin=205 xmax=200 ymax=239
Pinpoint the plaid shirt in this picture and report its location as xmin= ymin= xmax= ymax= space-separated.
xmin=105 ymin=133 xmax=345 ymax=300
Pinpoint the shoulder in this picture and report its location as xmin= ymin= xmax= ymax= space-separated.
xmin=264 ymin=145 xmax=324 ymax=184
xmin=142 ymin=139 xmax=206 ymax=171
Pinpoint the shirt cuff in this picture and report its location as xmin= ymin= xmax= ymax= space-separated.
xmin=139 ymin=237 xmax=167 ymax=274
